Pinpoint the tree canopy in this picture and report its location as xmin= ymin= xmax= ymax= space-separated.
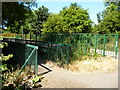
xmin=19 ymin=6 xmax=50 ymax=35
xmin=2 ymin=1 xmax=37 ymax=33
xmin=42 ymin=3 xmax=93 ymax=33
xmin=2 ymin=1 xmax=119 ymax=34
xmin=94 ymin=1 xmax=120 ymax=34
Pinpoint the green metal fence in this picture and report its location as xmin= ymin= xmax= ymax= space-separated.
xmin=3 ymin=38 xmax=70 ymax=66
xmin=3 ymin=33 xmax=119 ymax=66
xmin=36 ymin=33 xmax=119 ymax=59
xmin=2 ymin=40 xmax=38 ymax=77
xmin=17 ymin=44 xmax=38 ymax=77
xmin=2 ymin=33 xmax=119 ymax=83
xmin=38 ymin=41 xmax=70 ymax=66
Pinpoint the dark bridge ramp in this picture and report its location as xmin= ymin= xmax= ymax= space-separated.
xmin=3 ymin=38 xmax=70 ymax=66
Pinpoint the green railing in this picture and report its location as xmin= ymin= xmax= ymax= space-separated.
xmin=16 ymin=44 xmax=38 ymax=77
xmin=2 ymin=39 xmax=38 ymax=77
xmin=10 ymin=33 xmax=120 ymax=58
xmin=38 ymin=42 xmax=70 ymax=66
xmin=35 ymin=33 xmax=118 ymax=59
xmin=3 ymin=38 xmax=70 ymax=66
xmin=3 ymin=33 xmax=119 ymax=66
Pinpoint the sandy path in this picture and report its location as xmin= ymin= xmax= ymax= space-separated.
xmin=39 ymin=64 xmax=91 ymax=88
xmin=38 ymin=63 xmax=118 ymax=88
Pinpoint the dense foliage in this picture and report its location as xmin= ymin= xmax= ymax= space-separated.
xmin=0 ymin=42 xmax=13 ymax=89
xmin=21 ymin=6 xmax=50 ymax=34
xmin=0 ymin=42 xmax=13 ymax=72
xmin=42 ymin=3 xmax=93 ymax=33
xmin=94 ymin=1 xmax=120 ymax=34
xmin=2 ymin=1 xmax=37 ymax=33
xmin=3 ymin=1 xmax=119 ymax=34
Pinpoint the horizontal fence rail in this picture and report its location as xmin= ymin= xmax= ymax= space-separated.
xmin=2 ymin=39 xmax=38 ymax=78
xmin=3 ymin=38 xmax=70 ymax=66
xmin=29 ymin=33 xmax=118 ymax=59
xmin=3 ymin=33 xmax=119 ymax=65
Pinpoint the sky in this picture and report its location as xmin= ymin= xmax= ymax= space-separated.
xmin=34 ymin=0 xmax=106 ymax=24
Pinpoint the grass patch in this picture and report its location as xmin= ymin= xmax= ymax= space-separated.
xmin=68 ymin=56 xmax=118 ymax=73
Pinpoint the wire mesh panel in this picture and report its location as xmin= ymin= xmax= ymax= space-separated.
xmin=38 ymin=41 xmax=69 ymax=66
xmin=37 ymin=33 xmax=119 ymax=59
xmin=2 ymin=40 xmax=38 ymax=77
xmin=3 ymin=33 xmax=119 ymax=66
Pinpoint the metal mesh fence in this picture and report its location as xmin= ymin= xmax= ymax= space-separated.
xmin=3 ymin=38 xmax=69 ymax=67
xmin=3 ymin=33 xmax=119 ymax=66
xmin=2 ymin=40 xmax=38 ymax=77
xmin=37 ymin=42 xmax=69 ymax=66
xmin=37 ymin=33 xmax=119 ymax=60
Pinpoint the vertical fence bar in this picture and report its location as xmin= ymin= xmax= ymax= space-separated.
xmin=103 ymin=34 xmax=106 ymax=56
xmin=35 ymin=48 xmax=38 ymax=74
xmin=66 ymin=45 xmax=69 ymax=65
xmin=115 ymin=34 xmax=119 ymax=56
xmin=23 ymin=34 xmax=25 ymax=40
xmin=25 ymin=34 xmax=27 ymax=43
xmin=16 ymin=48 xmax=36 ymax=78
xmin=114 ymin=35 xmax=116 ymax=56
xmin=60 ymin=46 xmax=63 ymax=62
xmin=30 ymin=32 xmax=31 ymax=43
xmin=95 ymin=34 xmax=97 ymax=53
xmin=62 ymin=33 xmax=63 ymax=43
xmin=25 ymin=34 xmax=26 ymax=40
xmin=36 ymin=34 xmax=37 ymax=45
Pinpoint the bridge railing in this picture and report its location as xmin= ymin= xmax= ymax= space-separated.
xmin=3 ymin=33 xmax=119 ymax=64
xmin=2 ymin=38 xmax=38 ymax=78
xmin=3 ymin=38 xmax=70 ymax=66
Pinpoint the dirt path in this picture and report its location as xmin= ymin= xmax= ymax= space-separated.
xmin=38 ymin=63 xmax=118 ymax=88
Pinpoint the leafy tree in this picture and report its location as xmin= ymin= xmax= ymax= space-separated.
xmin=22 ymin=6 xmax=50 ymax=35
xmin=42 ymin=3 xmax=93 ymax=33
xmin=95 ymin=1 xmax=120 ymax=34
xmin=2 ymin=1 xmax=37 ymax=33
xmin=98 ymin=11 xmax=120 ymax=34
xmin=31 ymin=6 xmax=50 ymax=34
xmin=60 ymin=3 xmax=93 ymax=33
xmin=6 ymin=21 xmax=22 ymax=33
xmin=42 ymin=14 xmax=68 ymax=33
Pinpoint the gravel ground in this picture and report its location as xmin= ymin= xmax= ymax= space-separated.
xmin=38 ymin=63 xmax=118 ymax=88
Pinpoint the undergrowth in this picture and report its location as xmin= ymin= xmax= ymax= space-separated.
xmin=68 ymin=56 xmax=118 ymax=73
xmin=2 ymin=66 xmax=43 ymax=89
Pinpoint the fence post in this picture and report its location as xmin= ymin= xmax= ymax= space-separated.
xmin=36 ymin=34 xmax=37 ymax=45
xmin=35 ymin=48 xmax=38 ymax=74
xmin=115 ymin=34 xmax=119 ymax=56
xmin=66 ymin=45 xmax=69 ymax=65
xmin=25 ymin=34 xmax=27 ymax=43
xmin=30 ymin=32 xmax=31 ymax=43
xmin=95 ymin=34 xmax=97 ymax=53
xmin=103 ymin=34 xmax=106 ymax=56
xmin=16 ymin=48 xmax=36 ymax=78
